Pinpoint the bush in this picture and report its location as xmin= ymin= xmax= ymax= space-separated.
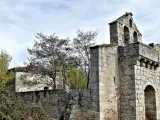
xmin=0 ymin=91 xmax=52 ymax=120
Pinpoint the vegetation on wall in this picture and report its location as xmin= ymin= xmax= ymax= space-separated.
xmin=0 ymin=29 xmax=98 ymax=119
xmin=0 ymin=51 xmax=52 ymax=120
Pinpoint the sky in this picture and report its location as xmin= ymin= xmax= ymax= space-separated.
xmin=0 ymin=0 xmax=160 ymax=68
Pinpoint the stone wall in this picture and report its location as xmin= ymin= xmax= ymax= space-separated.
xmin=134 ymin=43 xmax=160 ymax=119
xmin=15 ymin=72 xmax=68 ymax=92
xmin=90 ymin=46 xmax=100 ymax=113
xmin=118 ymin=42 xmax=160 ymax=120
xmin=90 ymin=13 xmax=160 ymax=120
xmin=90 ymin=44 xmax=119 ymax=120
xmin=155 ymin=44 xmax=160 ymax=56
xmin=15 ymin=72 xmax=52 ymax=92
xmin=89 ymin=42 xmax=160 ymax=120
xmin=16 ymin=89 xmax=99 ymax=120
xmin=154 ymin=44 xmax=160 ymax=51
xmin=134 ymin=64 xmax=160 ymax=119
xmin=118 ymin=44 xmax=137 ymax=119
xmin=16 ymin=42 xmax=160 ymax=120
xmin=139 ymin=43 xmax=159 ymax=62
xmin=14 ymin=13 xmax=160 ymax=120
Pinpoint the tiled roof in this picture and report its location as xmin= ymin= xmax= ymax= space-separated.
xmin=8 ymin=65 xmax=38 ymax=72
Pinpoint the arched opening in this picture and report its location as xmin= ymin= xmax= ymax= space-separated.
xmin=144 ymin=85 xmax=157 ymax=120
xmin=129 ymin=19 xmax=132 ymax=27
xmin=140 ymin=58 xmax=145 ymax=67
xmin=124 ymin=26 xmax=130 ymax=45
xmin=133 ymin=31 xmax=138 ymax=42
xmin=44 ymin=86 xmax=48 ymax=90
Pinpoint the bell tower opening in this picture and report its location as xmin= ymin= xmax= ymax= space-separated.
xmin=109 ymin=12 xmax=142 ymax=46
xmin=133 ymin=31 xmax=138 ymax=42
xmin=124 ymin=26 xmax=130 ymax=45
xmin=129 ymin=19 xmax=132 ymax=28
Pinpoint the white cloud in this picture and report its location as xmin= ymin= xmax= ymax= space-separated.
xmin=0 ymin=0 xmax=160 ymax=68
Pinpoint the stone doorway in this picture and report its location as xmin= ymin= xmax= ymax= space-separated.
xmin=144 ymin=85 xmax=157 ymax=120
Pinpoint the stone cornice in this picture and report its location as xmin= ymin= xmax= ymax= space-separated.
xmin=138 ymin=56 xmax=159 ymax=70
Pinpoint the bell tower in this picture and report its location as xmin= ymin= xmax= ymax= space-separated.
xmin=109 ymin=12 xmax=142 ymax=46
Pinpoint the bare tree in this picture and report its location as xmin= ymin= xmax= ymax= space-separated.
xmin=27 ymin=33 xmax=70 ymax=89
xmin=55 ymin=45 xmax=74 ymax=89
xmin=72 ymin=29 xmax=98 ymax=88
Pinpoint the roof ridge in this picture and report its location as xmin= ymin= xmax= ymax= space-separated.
xmin=109 ymin=12 xmax=133 ymax=25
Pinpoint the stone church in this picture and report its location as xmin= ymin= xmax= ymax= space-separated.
xmin=14 ymin=12 xmax=160 ymax=120
xmin=90 ymin=12 xmax=160 ymax=119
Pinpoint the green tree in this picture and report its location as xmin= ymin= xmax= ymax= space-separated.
xmin=0 ymin=50 xmax=52 ymax=120
xmin=27 ymin=30 xmax=98 ymax=90
xmin=0 ymin=50 xmax=12 ymax=73
xmin=27 ymin=33 xmax=71 ymax=89
xmin=66 ymin=67 xmax=87 ymax=89
xmin=0 ymin=51 xmax=13 ymax=92
xmin=0 ymin=72 xmax=14 ymax=93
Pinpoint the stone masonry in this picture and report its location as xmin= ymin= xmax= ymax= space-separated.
xmin=90 ymin=12 xmax=160 ymax=120
xmin=15 ymin=12 xmax=160 ymax=120
xmin=16 ymin=89 xmax=99 ymax=120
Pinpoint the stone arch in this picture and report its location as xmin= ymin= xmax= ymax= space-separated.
xmin=124 ymin=26 xmax=130 ymax=45
xmin=144 ymin=85 xmax=157 ymax=120
xmin=133 ymin=31 xmax=138 ymax=42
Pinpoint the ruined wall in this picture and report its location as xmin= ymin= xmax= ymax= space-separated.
xmin=16 ymin=44 xmax=120 ymax=120
xmin=16 ymin=89 xmax=99 ymax=120
xmin=90 ymin=46 xmax=100 ymax=113
xmin=12 ymin=12 xmax=160 ymax=120
xmin=15 ymin=72 xmax=52 ymax=92
xmin=16 ymin=90 xmax=69 ymax=119
xmin=15 ymin=42 xmax=160 ymax=120
xmin=90 ymin=45 xmax=119 ymax=120
xmin=15 ymin=72 xmax=68 ymax=92
xmin=14 ymin=45 xmax=101 ymax=120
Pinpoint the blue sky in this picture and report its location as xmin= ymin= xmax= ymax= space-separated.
xmin=0 ymin=0 xmax=160 ymax=68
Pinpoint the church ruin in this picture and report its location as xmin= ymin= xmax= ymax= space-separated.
xmin=90 ymin=12 xmax=160 ymax=119
xmin=15 ymin=12 xmax=160 ymax=120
